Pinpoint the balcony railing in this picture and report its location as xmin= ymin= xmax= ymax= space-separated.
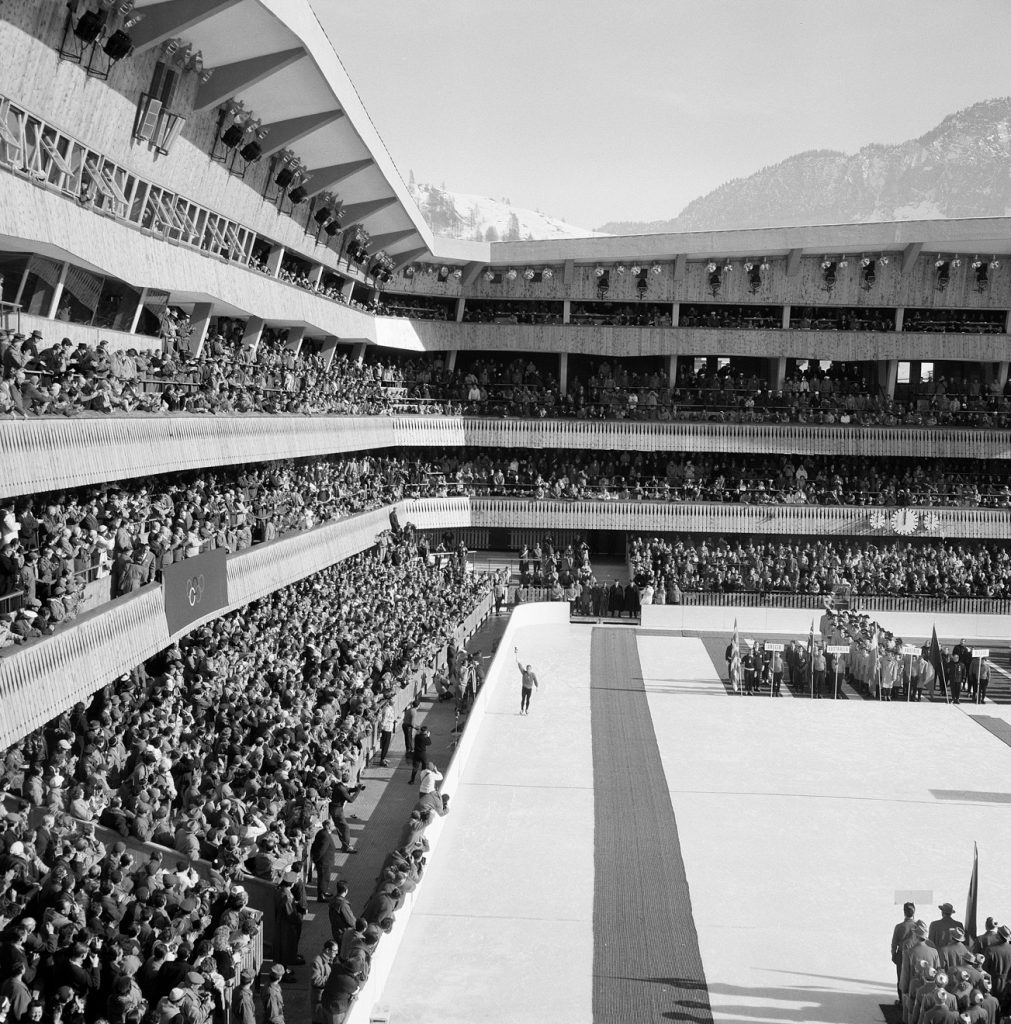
xmin=2 ymin=414 xmax=1010 ymax=499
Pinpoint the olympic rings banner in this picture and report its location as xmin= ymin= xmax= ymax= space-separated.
xmin=161 ymin=548 xmax=229 ymax=636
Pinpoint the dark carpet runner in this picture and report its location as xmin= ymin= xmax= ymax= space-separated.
xmin=590 ymin=627 xmax=714 ymax=1024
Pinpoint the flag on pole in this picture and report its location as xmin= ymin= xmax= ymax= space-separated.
xmin=808 ymin=618 xmax=816 ymax=698
xmin=966 ymin=842 xmax=979 ymax=942
xmin=871 ymin=626 xmax=881 ymax=699
xmin=729 ymin=620 xmax=741 ymax=694
xmin=929 ymin=626 xmax=949 ymax=703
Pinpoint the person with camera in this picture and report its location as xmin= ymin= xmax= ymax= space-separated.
xmin=327 ymin=771 xmax=364 ymax=856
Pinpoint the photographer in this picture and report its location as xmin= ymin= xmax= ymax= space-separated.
xmin=327 ymin=771 xmax=364 ymax=856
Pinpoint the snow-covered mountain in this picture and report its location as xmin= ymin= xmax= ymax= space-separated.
xmin=408 ymin=178 xmax=602 ymax=241
xmin=597 ymin=97 xmax=1011 ymax=235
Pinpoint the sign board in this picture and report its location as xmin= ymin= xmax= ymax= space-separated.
xmin=162 ymin=548 xmax=228 ymax=636
xmin=764 ymin=643 xmax=785 ymax=652
xmin=901 ymin=646 xmax=921 ymax=657
xmin=827 ymin=645 xmax=850 ymax=654
xmin=972 ymin=649 xmax=991 ymax=659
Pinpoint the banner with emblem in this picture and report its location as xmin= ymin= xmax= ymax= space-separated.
xmin=162 ymin=548 xmax=228 ymax=635
xmin=729 ymin=619 xmax=741 ymax=693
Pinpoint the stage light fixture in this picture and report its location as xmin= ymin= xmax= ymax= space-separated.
xmin=324 ymin=220 xmax=341 ymax=237
xmin=103 ymin=29 xmax=133 ymax=61
xmin=239 ymin=141 xmax=262 ymax=163
xmin=221 ymin=124 xmax=244 ymax=148
xmin=274 ymin=168 xmax=295 ymax=189
xmin=314 ymin=207 xmax=332 ymax=226
xmin=74 ymin=10 xmax=105 ymax=44
xmin=288 ymin=185 xmax=308 ymax=204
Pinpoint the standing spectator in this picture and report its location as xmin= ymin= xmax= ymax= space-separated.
xmin=261 ymin=964 xmax=285 ymax=1024
xmin=327 ymin=772 xmax=362 ymax=856
xmin=891 ymin=902 xmax=917 ymax=1003
xmin=230 ymin=972 xmax=256 ymax=1024
xmin=401 ymin=700 xmax=418 ymax=756
xmin=408 ymin=726 xmax=433 ymax=784
xmin=310 ymin=941 xmax=338 ymax=1024
xmin=376 ymin=701 xmax=395 ymax=768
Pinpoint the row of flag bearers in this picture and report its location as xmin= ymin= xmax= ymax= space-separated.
xmin=726 ymin=610 xmax=991 ymax=702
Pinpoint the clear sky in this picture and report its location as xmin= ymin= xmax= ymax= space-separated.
xmin=311 ymin=0 xmax=1011 ymax=230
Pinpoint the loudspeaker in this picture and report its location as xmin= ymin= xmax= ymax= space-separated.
xmin=239 ymin=141 xmax=262 ymax=163
xmin=288 ymin=186 xmax=308 ymax=204
xmin=274 ymin=168 xmax=294 ymax=188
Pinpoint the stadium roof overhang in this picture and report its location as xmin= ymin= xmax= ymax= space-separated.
xmin=487 ymin=217 xmax=1011 ymax=267
xmin=129 ymin=0 xmax=488 ymax=267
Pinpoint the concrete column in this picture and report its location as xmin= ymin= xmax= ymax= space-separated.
xmin=781 ymin=305 xmax=791 ymax=330
xmin=879 ymin=359 xmax=898 ymax=399
xmin=455 ymin=297 xmax=466 ymax=323
xmin=666 ymin=354 xmax=677 ymax=388
xmin=768 ymin=357 xmax=786 ymax=392
xmin=559 ymin=352 xmax=568 ymax=395
xmin=266 ymin=246 xmax=285 ymax=278
xmin=671 ymin=301 xmax=679 ymax=326
xmin=13 ymin=264 xmax=31 ymax=308
xmin=340 ymin=279 xmax=355 ymax=303
xmin=894 ymin=307 xmax=904 ymax=332
xmin=242 ymin=316 xmax=265 ymax=360
xmin=320 ymin=335 xmax=339 ymax=370
xmin=562 ymin=299 xmax=571 ymax=325
xmin=128 ymin=288 xmax=149 ymax=334
xmin=188 ymin=303 xmax=214 ymax=358
xmin=45 ymin=261 xmax=70 ymax=320
xmin=308 ymin=264 xmax=324 ymax=288
xmin=445 ymin=350 xmax=457 ymax=374
xmin=284 ymin=326 xmax=305 ymax=358
xmin=1005 ymin=310 xmax=1011 ymax=335
xmin=351 ymin=342 xmax=366 ymax=363
xmin=996 ymin=361 xmax=1009 ymax=392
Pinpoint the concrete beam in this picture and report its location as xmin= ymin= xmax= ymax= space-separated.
xmin=368 ymin=229 xmax=418 ymax=251
xmin=786 ymin=248 xmax=803 ymax=277
xmin=303 ymin=159 xmax=374 ymax=198
xmin=672 ymin=255 xmax=685 ymax=286
xmin=258 ymin=110 xmax=344 ymax=157
xmin=130 ymin=0 xmax=243 ymax=53
xmin=390 ymin=247 xmax=428 ymax=272
xmin=194 ymin=48 xmax=306 ymax=112
xmin=902 ymin=242 xmax=923 ymax=274
xmin=339 ymin=196 xmax=399 ymax=223
xmin=460 ymin=261 xmax=484 ymax=288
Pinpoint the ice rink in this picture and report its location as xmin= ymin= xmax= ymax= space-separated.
xmin=377 ymin=623 xmax=1011 ymax=1024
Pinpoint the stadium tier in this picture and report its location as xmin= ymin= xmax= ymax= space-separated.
xmin=2 ymin=3 xmax=1011 ymax=1024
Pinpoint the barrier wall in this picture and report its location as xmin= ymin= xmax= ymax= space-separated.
xmin=347 ymin=603 xmax=570 ymax=1024
xmin=0 ymin=499 xmax=466 ymax=750
xmin=3 ymin=413 xmax=1010 ymax=498
xmin=639 ymin=604 xmax=1009 ymax=645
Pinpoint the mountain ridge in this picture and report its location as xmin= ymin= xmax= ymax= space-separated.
xmin=595 ymin=97 xmax=1011 ymax=235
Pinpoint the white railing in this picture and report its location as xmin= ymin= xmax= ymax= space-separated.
xmin=3 ymin=414 xmax=1009 ymax=497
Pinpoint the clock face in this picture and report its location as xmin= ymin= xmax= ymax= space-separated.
xmin=891 ymin=509 xmax=919 ymax=535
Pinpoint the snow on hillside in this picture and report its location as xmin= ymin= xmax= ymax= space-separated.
xmin=408 ymin=180 xmax=603 ymax=241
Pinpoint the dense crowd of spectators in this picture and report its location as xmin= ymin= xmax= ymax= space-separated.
xmin=569 ymin=302 xmax=672 ymax=327
xmin=5 ymin=327 xmax=1011 ymax=427
xmin=0 ymin=532 xmax=494 ymax=1020
xmin=0 ymin=329 xmax=384 ymax=417
xmin=377 ymin=354 xmax=1011 ymax=426
xmin=405 ymin=448 xmax=1011 ymax=508
xmin=0 ymin=453 xmax=425 ymax=639
xmin=461 ymin=302 xmax=562 ymax=325
xmin=629 ymin=535 xmax=1011 ymax=600
xmin=679 ymin=305 xmax=780 ymax=329
xmin=903 ymin=309 xmax=1006 ymax=333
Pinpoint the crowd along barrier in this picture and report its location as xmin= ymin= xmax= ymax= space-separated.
xmin=7 ymin=491 xmax=1011 ymax=750
xmin=3 ymin=413 xmax=1011 ymax=497
xmin=345 ymin=602 xmax=569 ymax=1024
xmin=0 ymin=792 xmax=270 ymax=957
